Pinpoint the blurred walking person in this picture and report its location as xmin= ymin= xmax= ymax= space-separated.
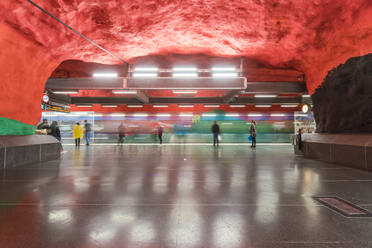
xmin=250 ymin=120 xmax=257 ymax=148
xmin=157 ymin=126 xmax=164 ymax=144
xmin=50 ymin=121 xmax=63 ymax=150
xmin=211 ymin=121 xmax=220 ymax=147
xmin=84 ymin=120 xmax=92 ymax=146
xmin=73 ymin=122 xmax=84 ymax=147
xmin=118 ymin=122 xmax=125 ymax=145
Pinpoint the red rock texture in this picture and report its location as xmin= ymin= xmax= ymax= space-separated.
xmin=0 ymin=0 xmax=371 ymax=125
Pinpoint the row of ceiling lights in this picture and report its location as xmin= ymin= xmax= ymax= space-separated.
xmin=75 ymin=104 xmax=301 ymax=108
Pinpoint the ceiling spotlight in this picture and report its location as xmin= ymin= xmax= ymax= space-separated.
xmin=173 ymin=73 xmax=198 ymax=78
xmin=173 ymin=90 xmax=198 ymax=94
xmin=112 ymin=90 xmax=137 ymax=94
xmin=134 ymin=67 xmax=158 ymax=72
xmin=53 ymin=90 xmax=79 ymax=94
xmin=212 ymin=67 xmax=237 ymax=71
xmin=132 ymin=73 xmax=157 ymax=77
xmin=254 ymin=94 xmax=277 ymax=98
xmin=93 ymin=73 xmax=118 ymax=78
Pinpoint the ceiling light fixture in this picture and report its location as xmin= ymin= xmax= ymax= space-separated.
xmin=102 ymin=105 xmax=118 ymax=107
xmin=248 ymin=114 xmax=263 ymax=117
xmin=179 ymin=113 xmax=193 ymax=117
xmin=204 ymin=104 xmax=220 ymax=107
xmin=173 ymin=90 xmax=198 ymax=94
xmin=156 ymin=114 xmax=171 ymax=117
xmin=133 ymin=113 xmax=148 ymax=117
xmin=179 ymin=105 xmax=194 ymax=108
xmin=127 ymin=105 xmax=143 ymax=108
xmin=53 ymin=90 xmax=79 ymax=94
xmin=280 ymin=104 xmax=298 ymax=108
xmin=202 ymin=113 xmax=216 ymax=117
xmin=76 ymin=104 xmax=92 ymax=107
xmin=134 ymin=67 xmax=158 ymax=72
xmin=111 ymin=113 xmax=125 ymax=117
xmin=230 ymin=105 xmax=246 ymax=108
xmin=254 ymin=94 xmax=277 ymax=98
xmin=112 ymin=90 xmax=137 ymax=94
xmin=255 ymin=105 xmax=272 ymax=108
xmin=93 ymin=73 xmax=118 ymax=78
xmin=153 ymin=105 xmax=168 ymax=108
xmin=302 ymin=94 xmax=311 ymax=98
xmin=271 ymin=113 xmax=286 ymax=117
xmin=225 ymin=113 xmax=239 ymax=117
xmin=212 ymin=67 xmax=237 ymax=71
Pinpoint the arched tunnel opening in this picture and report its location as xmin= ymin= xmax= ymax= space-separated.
xmin=0 ymin=0 xmax=372 ymax=247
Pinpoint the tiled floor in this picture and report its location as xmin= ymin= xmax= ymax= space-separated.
xmin=1 ymin=144 xmax=372 ymax=247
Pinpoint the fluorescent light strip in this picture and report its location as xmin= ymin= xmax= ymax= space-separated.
xmin=230 ymin=105 xmax=246 ymax=108
xmin=133 ymin=113 xmax=148 ymax=117
xmin=173 ymin=67 xmax=197 ymax=72
xmin=173 ymin=90 xmax=197 ymax=94
xmin=102 ymin=105 xmax=118 ymax=107
xmin=296 ymin=114 xmax=309 ymax=117
xmin=302 ymin=94 xmax=311 ymax=97
xmin=76 ymin=105 xmax=92 ymax=107
xmin=202 ymin=113 xmax=216 ymax=117
xmin=248 ymin=114 xmax=263 ymax=117
xmin=112 ymin=90 xmax=137 ymax=94
xmin=94 ymin=114 xmax=103 ymax=117
xmin=204 ymin=104 xmax=220 ymax=107
xmin=156 ymin=114 xmax=171 ymax=117
xmin=281 ymin=104 xmax=298 ymax=108
xmin=271 ymin=114 xmax=286 ymax=117
xmin=225 ymin=114 xmax=239 ymax=117
xmin=173 ymin=73 xmax=198 ymax=77
xmin=179 ymin=113 xmax=193 ymax=117
xmin=127 ymin=105 xmax=143 ymax=108
xmin=153 ymin=105 xmax=168 ymax=108
xmin=93 ymin=73 xmax=118 ymax=78
xmin=254 ymin=94 xmax=277 ymax=98
xmin=212 ymin=67 xmax=237 ymax=71
xmin=111 ymin=114 xmax=125 ymax=117
xmin=134 ymin=67 xmax=158 ymax=72
xmin=132 ymin=73 xmax=158 ymax=77
xmin=179 ymin=105 xmax=194 ymax=108
xmin=255 ymin=105 xmax=272 ymax=108
xmin=213 ymin=73 xmax=238 ymax=78
xmin=53 ymin=90 xmax=78 ymax=94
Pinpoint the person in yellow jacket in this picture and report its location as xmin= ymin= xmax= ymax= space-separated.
xmin=72 ymin=122 xmax=84 ymax=147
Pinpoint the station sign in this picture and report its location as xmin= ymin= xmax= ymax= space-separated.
xmin=42 ymin=100 xmax=70 ymax=113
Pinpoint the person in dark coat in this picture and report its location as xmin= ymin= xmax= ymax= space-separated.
xmin=250 ymin=120 xmax=257 ymax=148
xmin=118 ymin=123 xmax=125 ymax=145
xmin=157 ymin=126 xmax=164 ymax=144
xmin=211 ymin=121 xmax=220 ymax=147
xmin=50 ymin=121 xmax=61 ymax=142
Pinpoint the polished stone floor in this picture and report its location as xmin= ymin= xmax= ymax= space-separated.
xmin=1 ymin=144 xmax=372 ymax=248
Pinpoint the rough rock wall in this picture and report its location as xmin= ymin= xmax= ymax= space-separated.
xmin=312 ymin=54 xmax=372 ymax=133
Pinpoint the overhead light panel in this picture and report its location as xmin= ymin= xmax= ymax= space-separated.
xmin=76 ymin=104 xmax=92 ymax=107
xmin=248 ymin=114 xmax=263 ymax=117
xmin=173 ymin=90 xmax=197 ymax=94
xmin=173 ymin=73 xmax=198 ymax=78
xmin=255 ymin=105 xmax=272 ymax=108
xmin=202 ymin=113 xmax=216 ymax=117
xmin=225 ymin=113 xmax=239 ymax=117
xmin=93 ymin=73 xmax=118 ymax=78
xmin=230 ymin=104 xmax=246 ymax=108
xmin=212 ymin=67 xmax=237 ymax=71
xmin=127 ymin=105 xmax=143 ymax=108
xmin=133 ymin=113 xmax=148 ymax=117
xmin=53 ymin=90 xmax=79 ymax=94
xmin=213 ymin=73 xmax=238 ymax=78
xmin=173 ymin=67 xmax=197 ymax=72
xmin=254 ymin=94 xmax=277 ymax=98
xmin=102 ymin=104 xmax=118 ymax=107
xmin=134 ymin=67 xmax=158 ymax=72
xmin=112 ymin=90 xmax=137 ymax=94
xmin=179 ymin=113 xmax=193 ymax=117
xmin=111 ymin=113 xmax=125 ymax=117
xmin=133 ymin=73 xmax=157 ymax=77
xmin=153 ymin=105 xmax=168 ymax=108
xmin=179 ymin=105 xmax=194 ymax=108
xmin=204 ymin=104 xmax=220 ymax=107
xmin=302 ymin=94 xmax=311 ymax=98
xmin=156 ymin=114 xmax=171 ymax=117
xmin=281 ymin=104 xmax=298 ymax=108
xmin=271 ymin=113 xmax=286 ymax=117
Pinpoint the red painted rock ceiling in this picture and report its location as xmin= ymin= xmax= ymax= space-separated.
xmin=0 ymin=0 xmax=371 ymax=125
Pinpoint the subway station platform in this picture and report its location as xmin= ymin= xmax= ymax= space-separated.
xmin=1 ymin=145 xmax=372 ymax=248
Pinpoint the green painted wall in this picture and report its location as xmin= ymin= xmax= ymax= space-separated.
xmin=0 ymin=117 xmax=36 ymax=135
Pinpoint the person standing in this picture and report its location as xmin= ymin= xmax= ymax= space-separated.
xmin=50 ymin=121 xmax=61 ymax=142
xmin=73 ymin=122 xmax=84 ymax=147
xmin=157 ymin=126 xmax=164 ymax=144
xmin=211 ymin=121 xmax=220 ymax=147
xmin=250 ymin=120 xmax=257 ymax=148
xmin=118 ymin=122 xmax=125 ymax=145
xmin=84 ymin=120 xmax=92 ymax=146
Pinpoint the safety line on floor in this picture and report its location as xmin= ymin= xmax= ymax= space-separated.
xmin=26 ymin=0 xmax=129 ymax=65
